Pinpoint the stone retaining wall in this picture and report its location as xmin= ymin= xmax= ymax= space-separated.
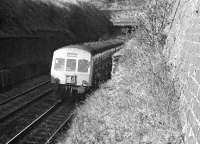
xmin=168 ymin=0 xmax=200 ymax=143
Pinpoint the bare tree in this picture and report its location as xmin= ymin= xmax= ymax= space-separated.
xmin=136 ymin=0 xmax=175 ymax=56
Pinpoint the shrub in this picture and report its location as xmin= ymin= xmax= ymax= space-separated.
xmin=60 ymin=38 xmax=182 ymax=144
xmin=0 ymin=0 xmax=112 ymax=42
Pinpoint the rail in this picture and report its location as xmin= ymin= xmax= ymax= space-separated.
xmin=6 ymin=101 xmax=61 ymax=144
xmin=0 ymin=88 xmax=53 ymax=122
xmin=0 ymin=80 xmax=50 ymax=105
xmin=6 ymin=101 xmax=74 ymax=144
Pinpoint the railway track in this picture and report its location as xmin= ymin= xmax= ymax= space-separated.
xmin=0 ymin=75 xmax=50 ymax=105
xmin=0 ymin=74 xmax=75 ymax=144
xmin=0 ymin=83 xmax=54 ymax=122
xmin=0 ymin=90 xmax=57 ymax=143
xmin=5 ymin=100 xmax=74 ymax=144
xmin=0 ymin=80 xmax=50 ymax=105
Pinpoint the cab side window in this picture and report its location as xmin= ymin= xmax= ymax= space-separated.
xmin=78 ymin=59 xmax=89 ymax=72
xmin=54 ymin=58 xmax=65 ymax=71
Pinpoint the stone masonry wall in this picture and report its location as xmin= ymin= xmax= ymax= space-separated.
xmin=168 ymin=0 xmax=200 ymax=143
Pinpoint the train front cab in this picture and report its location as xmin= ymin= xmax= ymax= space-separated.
xmin=51 ymin=47 xmax=92 ymax=97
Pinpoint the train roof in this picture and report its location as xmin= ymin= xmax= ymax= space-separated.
xmin=55 ymin=39 xmax=124 ymax=55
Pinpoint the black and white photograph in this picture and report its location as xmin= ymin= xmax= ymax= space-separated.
xmin=0 ymin=0 xmax=198 ymax=143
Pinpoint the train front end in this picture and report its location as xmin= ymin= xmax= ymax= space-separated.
xmin=51 ymin=46 xmax=92 ymax=94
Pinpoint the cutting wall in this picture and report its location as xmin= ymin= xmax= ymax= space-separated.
xmin=168 ymin=0 xmax=200 ymax=143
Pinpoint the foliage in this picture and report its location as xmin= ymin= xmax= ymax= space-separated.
xmin=134 ymin=0 xmax=179 ymax=115
xmin=0 ymin=0 xmax=112 ymax=41
xmin=136 ymin=0 xmax=175 ymax=54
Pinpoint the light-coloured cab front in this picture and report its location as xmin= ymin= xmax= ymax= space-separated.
xmin=51 ymin=46 xmax=92 ymax=87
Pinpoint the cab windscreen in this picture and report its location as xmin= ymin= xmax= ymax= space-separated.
xmin=66 ymin=59 xmax=76 ymax=71
xmin=54 ymin=58 xmax=65 ymax=71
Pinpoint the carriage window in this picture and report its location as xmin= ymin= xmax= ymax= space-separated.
xmin=54 ymin=58 xmax=65 ymax=71
xmin=78 ymin=59 xmax=89 ymax=72
xmin=66 ymin=59 xmax=76 ymax=71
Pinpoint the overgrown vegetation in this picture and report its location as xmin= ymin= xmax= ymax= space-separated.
xmin=59 ymin=0 xmax=184 ymax=143
xmin=0 ymin=0 xmax=112 ymax=41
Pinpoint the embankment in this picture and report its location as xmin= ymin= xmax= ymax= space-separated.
xmin=60 ymin=1 xmax=185 ymax=143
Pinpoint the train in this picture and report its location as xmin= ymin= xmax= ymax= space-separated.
xmin=50 ymin=39 xmax=123 ymax=98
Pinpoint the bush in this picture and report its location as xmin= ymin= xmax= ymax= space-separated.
xmin=0 ymin=0 xmax=113 ymax=41
xmin=60 ymin=38 xmax=182 ymax=144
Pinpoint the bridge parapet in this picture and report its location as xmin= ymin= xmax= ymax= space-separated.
xmin=102 ymin=7 xmax=143 ymax=27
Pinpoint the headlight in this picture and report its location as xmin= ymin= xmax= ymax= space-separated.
xmin=82 ymin=80 xmax=89 ymax=86
xmin=55 ymin=78 xmax=60 ymax=84
xmin=51 ymin=76 xmax=60 ymax=84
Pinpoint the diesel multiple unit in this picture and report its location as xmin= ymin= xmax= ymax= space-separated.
xmin=50 ymin=39 xmax=123 ymax=97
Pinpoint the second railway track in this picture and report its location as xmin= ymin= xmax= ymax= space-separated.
xmin=0 ymin=83 xmax=54 ymax=122
xmin=0 ymin=75 xmax=50 ymax=105
xmin=5 ymin=99 xmax=74 ymax=144
xmin=0 ymin=90 xmax=57 ymax=143
xmin=0 ymin=80 xmax=50 ymax=105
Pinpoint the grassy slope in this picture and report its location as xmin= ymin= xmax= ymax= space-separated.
xmin=59 ymin=39 xmax=182 ymax=144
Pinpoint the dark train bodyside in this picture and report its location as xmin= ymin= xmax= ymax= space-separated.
xmin=75 ymin=39 xmax=123 ymax=88
xmin=51 ymin=39 xmax=123 ymax=97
